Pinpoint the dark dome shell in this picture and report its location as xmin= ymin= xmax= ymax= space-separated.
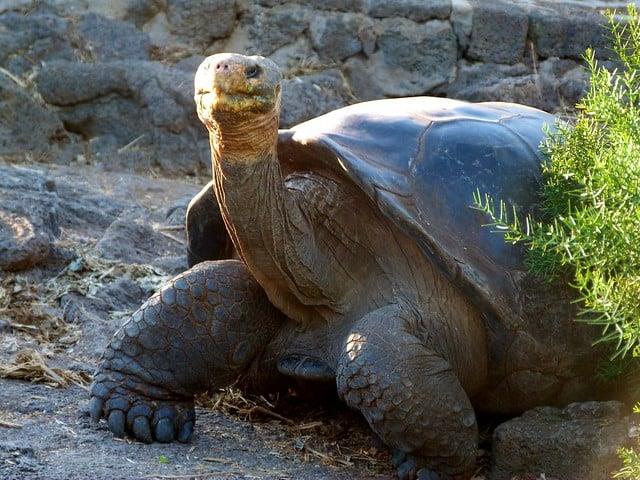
xmin=277 ymin=97 xmax=556 ymax=326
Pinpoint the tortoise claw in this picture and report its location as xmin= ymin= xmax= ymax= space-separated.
xmin=131 ymin=416 xmax=153 ymax=443
xmin=154 ymin=418 xmax=175 ymax=443
xmin=178 ymin=421 xmax=194 ymax=443
xmin=89 ymin=396 xmax=104 ymax=423
xmin=90 ymin=371 xmax=195 ymax=444
xmin=107 ymin=410 xmax=126 ymax=438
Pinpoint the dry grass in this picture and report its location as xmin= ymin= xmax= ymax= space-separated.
xmin=0 ymin=249 xmax=169 ymax=389
xmin=0 ymin=250 xmax=168 ymax=346
xmin=0 ymin=348 xmax=90 ymax=389
xmin=196 ymin=387 xmax=392 ymax=475
xmin=0 ymin=275 xmax=78 ymax=347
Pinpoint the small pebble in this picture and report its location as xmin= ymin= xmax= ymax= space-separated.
xmin=0 ymin=318 xmax=13 ymax=333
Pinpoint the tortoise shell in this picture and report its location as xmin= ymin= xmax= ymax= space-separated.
xmin=277 ymin=96 xmax=556 ymax=326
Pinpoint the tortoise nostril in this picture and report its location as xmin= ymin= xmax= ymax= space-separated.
xmin=215 ymin=62 xmax=230 ymax=71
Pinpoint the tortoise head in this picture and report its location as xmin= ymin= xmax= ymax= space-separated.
xmin=195 ymin=53 xmax=282 ymax=131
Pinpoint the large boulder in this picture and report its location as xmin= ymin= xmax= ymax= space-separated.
xmin=309 ymin=12 xmax=373 ymax=61
xmin=73 ymin=12 xmax=152 ymax=61
xmin=0 ymin=9 xmax=151 ymax=74
xmin=490 ymin=401 xmax=638 ymax=480
xmin=441 ymin=58 xmax=588 ymax=112
xmin=36 ymin=60 xmax=210 ymax=175
xmin=0 ymin=166 xmax=59 ymax=271
xmin=280 ymin=69 xmax=351 ymax=127
xmin=227 ymin=3 xmax=310 ymax=56
xmin=166 ymin=0 xmax=236 ymax=48
xmin=362 ymin=0 xmax=451 ymax=22
xmin=529 ymin=3 xmax=610 ymax=61
xmin=0 ymin=10 xmax=74 ymax=76
xmin=466 ymin=0 xmax=528 ymax=64
xmin=344 ymin=18 xmax=457 ymax=98
xmin=0 ymin=73 xmax=73 ymax=162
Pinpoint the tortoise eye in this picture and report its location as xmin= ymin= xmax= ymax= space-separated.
xmin=245 ymin=65 xmax=261 ymax=79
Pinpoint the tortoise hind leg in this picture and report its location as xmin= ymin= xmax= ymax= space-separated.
xmin=89 ymin=260 xmax=285 ymax=443
xmin=337 ymin=305 xmax=478 ymax=479
xmin=186 ymin=181 xmax=234 ymax=267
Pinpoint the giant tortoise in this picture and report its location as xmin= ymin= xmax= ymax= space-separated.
xmin=89 ymin=53 xmax=610 ymax=479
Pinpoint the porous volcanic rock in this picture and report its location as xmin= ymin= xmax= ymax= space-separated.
xmin=490 ymin=401 xmax=638 ymax=480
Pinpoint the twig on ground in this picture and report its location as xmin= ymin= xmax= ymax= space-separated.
xmin=202 ymin=457 xmax=234 ymax=465
xmin=118 ymin=134 xmax=146 ymax=154
xmin=157 ymin=225 xmax=185 ymax=232
xmin=0 ymin=66 xmax=27 ymax=88
xmin=0 ymin=419 xmax=23 ymax=429
xmin=222 ymin=402 xmax=295 ymax=425
xmin=157 ymin=229 xmax=186 ymax=245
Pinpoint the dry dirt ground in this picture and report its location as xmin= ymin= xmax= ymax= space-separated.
xmin=0 ymin=378 xmax=394 ymax=480
xmin=0 ymin=161 xmax=395 ymax=480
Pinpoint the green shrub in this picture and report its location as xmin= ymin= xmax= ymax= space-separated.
xmin=615 ymin=403 xmax=640 ymax=479
xmin=474 ymin=6 xmax=640 ymax=477
xmin=473 ymin=4 xmax=640 ymax=358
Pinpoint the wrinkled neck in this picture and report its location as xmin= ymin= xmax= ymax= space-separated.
xmin=209 ymin=112 xmax=279 ymax=165
xmin=208 ymin=111 xmax=297 ymax=287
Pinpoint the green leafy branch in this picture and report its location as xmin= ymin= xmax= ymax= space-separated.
xmin=473 ymin=4 xmax=640 ymax=359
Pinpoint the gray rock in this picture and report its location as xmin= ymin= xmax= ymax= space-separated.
xmin=443 ymin=60 xmax=530 ymax=92
xmin=490 ymin=401 xmax=637 ymax=480
xmin=560 ymin=66 xmax=589 ymax=107
xmin=152 ymin=254 xmax=189 ymax=275
xmin=442 ymin=59 xmax=568 ymax=112
xmin=362 ymin=0 xmax=451 ymax=22
xmin=74 ymin=12 xmax=151 ymax=61
xmin=167 ymin=0 xmax=236 ymax=47
xmin=0 ymin=162 xmax=125 ymax=236
xmin=483 ymin=74 xmax=560 ymax=113
xmin=0 ymin=73 xmax=71 ymax=162
xmin=359 ymin=18 xmax=457 ymax=97
xmin=257 ymin=0 xmax=365 ymax=11
xmin=467 ymin=0 xmax=528 ymax=64
xmin=175 ymin=54 xmax=207 ymax=73
xmin=0 ymin=166 xmax=59 ymax=271
xmin=450 ymin=0 xmax=472 ymax=51
xmin=94 ymin=210 xmax=184 ymax=265
xmin=342 ymin=56 xmax=384 ymax=101
xmin=52 ymin=179 xmax=125 ymax=231
xmin=309 ymin=12 xmax=371 ymax=61
xmin=0 ymin=318 xmax=11 ymax=333
xmin=36 ymin=60 xmax=209 ymax=175
xmin=269 ymin=37 xmax=320 ymax=72
xmin=94 ymin=277 xmax=148 ymax=311
xmin=453 ymin=72 xmax=559 ymax=112
xmin=245 ymin=4 xmax=309 ymax=56
xmin=529 ymin=4 xmax=610 ymax=60
xmin=114 ymin=0 xmax=165 ymax=27
xmin=0 ymin=208 xmax=54 ymax=272
xmin=280 ymin=69 xmax=350 ymax=127
xmin=0 ymin=11 xmax=74 ymax=76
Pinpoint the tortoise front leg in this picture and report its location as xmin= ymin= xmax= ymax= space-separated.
xmin=337 ymin=305 xmax=478 ymax=479
xmin=89 ymin=260 xmax=285 ymax=443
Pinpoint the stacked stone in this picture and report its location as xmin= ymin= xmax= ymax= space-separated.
xmin=0 ymin=0 xmax=629 ymax=176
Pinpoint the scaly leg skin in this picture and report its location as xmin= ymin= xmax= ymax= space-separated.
xmin=336 ymin=305 xmax=478 ymax=480
xmin=89 ymin=260 xmax=284 ymax=443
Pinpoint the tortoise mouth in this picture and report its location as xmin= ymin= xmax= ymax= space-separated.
xmin=197 ymin=86 xmax=279 ymax=115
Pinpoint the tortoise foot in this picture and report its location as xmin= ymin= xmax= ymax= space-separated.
xmin=393 ymin=451 xmax=466 ymax=480
xmin=90 ymin=370 xmax=195 ymax=443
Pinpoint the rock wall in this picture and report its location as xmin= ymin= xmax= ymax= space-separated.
xmin=0 ymin=0 xmax=633 ymax=175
